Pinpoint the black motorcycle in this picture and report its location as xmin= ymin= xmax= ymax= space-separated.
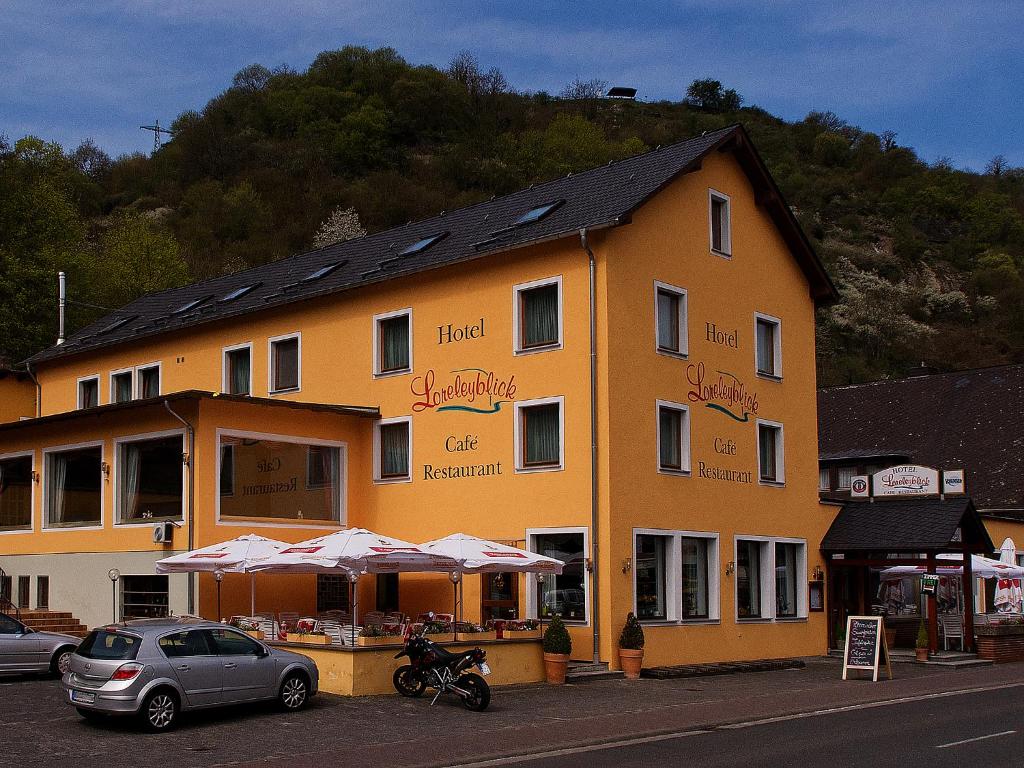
xmin=393 ymin=630 xmax=491 ymax=711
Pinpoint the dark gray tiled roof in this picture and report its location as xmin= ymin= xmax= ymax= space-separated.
xmin=821 ymin=497 xmax=993 ymax=553
xmin=818 ymin=365 xmax=1024 ymax=511
xmin=28 ymin=124 xmax=833 ymax=365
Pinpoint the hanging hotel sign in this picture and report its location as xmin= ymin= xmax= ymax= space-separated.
xmin=943 ymin=469 xmax=966 ymax=495
xmin=873 ymin=465 xmax=940 ymax=497
xmin=411 ymin=368 xmax=517 ymax=415
xmin=686 ymin=362 xmax=759 ymax=423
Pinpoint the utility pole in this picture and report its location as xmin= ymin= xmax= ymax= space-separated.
xmin=140 ymin=120 xmax=174 ymax=154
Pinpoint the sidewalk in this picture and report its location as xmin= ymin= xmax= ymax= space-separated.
xmin=225 ymin=657 xmax=1024 ymax=768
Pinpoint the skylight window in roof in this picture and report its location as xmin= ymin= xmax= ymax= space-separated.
xmin=398 ymin=232 xmax=448 ymax=257
xmin=172 ymin=296 xmax=210 ymax=314
xmin=217 ymin=283 xmax=260 ymax=303
xmin=302 ymin=262 xmax=343 ymax=282
xmin=514 ymin=200 xmax=564 ymax=226
xmin=96 ymin=316 xmax=136 ymax=336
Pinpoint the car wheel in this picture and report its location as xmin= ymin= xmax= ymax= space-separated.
xmin=76 ymin=707 xmax=105 ymax=723
xmin=460 ymin=673 xmax=490 ymax=712
xmin=393 ymin=665 xmax=426 ymax=697
xmin=140 ymin=689 xmax=179 ymax=732
xmin=279 ymin=673 xmax=309 ymax=711
xmin=51 ymin=647 xmax=75 ymax=676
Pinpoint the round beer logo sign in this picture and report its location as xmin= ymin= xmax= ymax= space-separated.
xmin=851 ymin=478 xmax=868 ymax=495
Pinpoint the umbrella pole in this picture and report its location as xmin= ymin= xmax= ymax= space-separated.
xmin=251 ymin=572 xmax=256 ymax=616
xmin=963 ymin=552 xmax=975 ymax=652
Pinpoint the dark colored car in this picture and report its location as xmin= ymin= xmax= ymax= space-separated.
xmin=62 ymin=619 xmax=319 ymax=731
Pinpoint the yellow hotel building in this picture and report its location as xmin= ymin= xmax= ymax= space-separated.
xmin=0 ymin=125 xmax=837 ymax=667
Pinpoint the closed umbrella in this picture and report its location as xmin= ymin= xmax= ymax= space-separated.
xmin=998 ymin=538 xmax=1023 ymax=613
xmin=156 ymin=534 xmax=289 ymax=616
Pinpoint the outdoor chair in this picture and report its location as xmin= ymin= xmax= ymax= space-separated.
xmin=278 ymin=611 xmax=301 ymax=632
xmin=319 ymin=620 xmax=344 ymax=646
xmin=939 ymin=614 xmax=963 ymax=650
xmin=362 ymin=611 xmax=386 ymax=625
xmin=974 ymin=613 xmax=990 ymax=626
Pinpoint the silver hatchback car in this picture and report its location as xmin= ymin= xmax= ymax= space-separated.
xmin=62 ymin=619 xmax=319 ymax=731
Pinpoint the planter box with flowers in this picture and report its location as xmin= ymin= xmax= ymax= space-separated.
xmin=357 ymin=625 xmax=405 ymax=646
xmin=456 ymin=622 xmax=496 ymax=641
xmin=492 ymin=619 xmax=541 ymax=639
xmin=229 ymin=617 xmax=266 ymax=641
xmin=422 ymin=620 xmax=455 ymax=644
xmin=286 ymin=632 xmax=332 ymax=645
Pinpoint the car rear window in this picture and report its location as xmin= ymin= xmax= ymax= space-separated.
xmin=77 ymin=630 xmax=141 ymax=660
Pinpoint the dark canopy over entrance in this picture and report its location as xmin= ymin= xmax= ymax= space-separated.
xmin=822 ymin=497 xmax=993 ymax=652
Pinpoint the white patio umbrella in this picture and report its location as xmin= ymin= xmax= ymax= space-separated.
xmin=880 ymin=553 xmax=1024 ymax=581
xmin=156 ymin=534 xmax=289 ymax=616
xmin=418 ymin=533 xmax=565 ymax=637
xmin=997 ymin=538 xmax=1023 ymax=613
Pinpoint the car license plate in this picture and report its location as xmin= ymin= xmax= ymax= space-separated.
xmin=70 ymin=690 xmax=96 ymax=704
xmin=478 ymin=662 xmax=491 ymax=676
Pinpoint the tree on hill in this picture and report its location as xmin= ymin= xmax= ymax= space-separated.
xmin=685 ymin=79 xmax=742 ymax=112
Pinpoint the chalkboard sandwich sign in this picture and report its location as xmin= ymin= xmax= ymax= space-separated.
xmin=842 ymin=615 xmax=893 ymax=681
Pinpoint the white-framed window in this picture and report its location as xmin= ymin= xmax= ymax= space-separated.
xmin=222 ymin=342 xmax=253 ymax=396
xmin=513 ymin=276 xmax=562 ymax=354
xmin=110 ymin=369 xmax=133 ymax=404
xmin=373 ymin=417 xmax=412 ymax=483
xmin=136 ymin=363 xmax=161 ymax=399
xmin=77 ymin=375 xmax=100 ymax=409
xmin=514 ymin=396 xmax=564 ymax=472
xmin=373 ymin=308 xmax=412 ymax=377
xmin=709 ymin=188 xmax=732 ymax=256
xmin=528 ymin=527 xmax=589 ymax=624
xmin=656 ymin=400 xmax=691 ymax=474
xmin=654 ymin=280 xmax=687 ymax=357
xmin=114 ymin=430 xmax=185 ymax=525
xmin=43 ymin=441 xmax=104 ymax=530
xmin=757 ymin=419 xmax=785 ymax=485
xmin=268 ymin=332 xmax=301 ymax=394
xmin=818 ymin=467 xmax=831 ymax=492
xmin=0 ymin=451 xmax=34 ymax=533
xmin=734 ymin=536 xmax=807 ymax=621
xmin=754 ymin=313 xmax=782 ymax=379
xmin=216 ymin=429 xmax=346 ymax=527
xmin=632 ymin=528 xmax=720 ymax=623
xmin=836 ymin=466 xmax=855 ymax=490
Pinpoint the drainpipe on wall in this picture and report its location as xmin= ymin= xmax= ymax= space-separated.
xmin=579 ymin=228 xmax=601 ymax=664
xmin=164 ymin=400 xmax=196 ymax=615
xmin=25 ymin=361 xmax=41 ymax=418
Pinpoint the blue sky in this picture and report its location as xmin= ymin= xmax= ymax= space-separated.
xmin=2 ymin=1 xmax=1021 ymax=170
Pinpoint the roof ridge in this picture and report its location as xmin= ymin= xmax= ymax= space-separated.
xmin=819 ymin=362 xmax=1024 ymax=393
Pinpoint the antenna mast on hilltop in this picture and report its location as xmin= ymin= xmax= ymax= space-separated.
xmin=140 ymin=120 xmax=174 ymax=154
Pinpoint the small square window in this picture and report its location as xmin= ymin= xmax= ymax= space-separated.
xmin=516 ymin=399 xmax=563 ymax=471
xmin=757 ymin=421 xmax=784 ymax=484
xmin=819 ymin=467 xmax=831 ymax=492
xmin=270 ymin=335 xmax=300 ymax=393
xmin=137 ymin=365 xmax=160 ymax=399
xmin=224 ymin=346 xmax=252 ymax=396
xmin=376 ymin=419 xmax=411 ymax=481
xmin=836 ymin=466 xmax=855 ymax=490
xmin=375 ymin=311 xmax=412 ymax=375
xmin=755 ymin=314 xmax=782 ymax=378
xmin=657 ymin=401 xmax=690 ymax=473
xmin=111 ymin=371 xmax=133 ymax=404
xmin=709 ymin=190 xmax=731 ymax=256
xmin=515 ymin=278 xmax=561 ymax=353
xmin=78 ymin=377 xmax=99 ymax=409
xmin=655 ymin=282 xmax=687 ymax=356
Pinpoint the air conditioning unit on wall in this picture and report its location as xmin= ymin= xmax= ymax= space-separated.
xmin=152 ymin=522 xmax=174 ymax=544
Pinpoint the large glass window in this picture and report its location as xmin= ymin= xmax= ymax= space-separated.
xmin=270 ymin=335 xmax=300 ymax=392
xmin=533 ymin=531 xmax=586 ymax=622
xmin=681 ymin=537 xmax=710 ymax=619
xmin=376 ymin=420 xmax=411 ymax=480
xmin=117 ymin=435 xmax=184 ymax=523
xmin=518 ymin=400 xmax=562 ymax=469
xmin=121 ymin=575 xmax=168 ymax=619
xmin=219 ymin=435 xmax=342 ymax=523
xmin=736 ymin=539 xmax=764 ymax=619
xmin=376 ymin=312 xmax=411 ymax=374
xmin=224 ymin=346 xmax=252 ymax=396
xmin=516 ymin=280 xmax=560 ymax=351
xmin=635 ymin=534 xmax=667 ymax=620
xmin=0 ymin=455 xmax=32 ymax=531
xmin=45 ymin=446 xmax=102 ymax=528
xmin=775 ymin=543 xmax=799 ymax=618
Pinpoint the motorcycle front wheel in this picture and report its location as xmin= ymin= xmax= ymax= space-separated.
xmin=393 ymin=665 xmax=427 ymax=697
xmin=460 ymin=672 xmax=491 ymax=712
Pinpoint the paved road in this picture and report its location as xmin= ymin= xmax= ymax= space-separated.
xmin=455 ymin=685 xmax=1024 ymax=767
xmin=3 ymin=659 xmax=1024 ymax=768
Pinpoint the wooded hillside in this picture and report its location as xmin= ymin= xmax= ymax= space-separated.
xmin=3 ymin=46 xmax=1022 ymax=385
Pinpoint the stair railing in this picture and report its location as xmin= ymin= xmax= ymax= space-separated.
xmin=0 ymin=566 xmax=20 ymax=623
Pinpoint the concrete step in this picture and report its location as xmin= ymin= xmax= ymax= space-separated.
xmin=565 ymin=661 xmax=625 ymax=682
xmin=642 ymin=658 xmax=806 ymax=679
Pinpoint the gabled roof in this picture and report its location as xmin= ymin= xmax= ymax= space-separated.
xmin=818 ymin=364 xmax=1024 ymax=511
xmin=821 ymin=497 xmax=993 ymax=553
xmin=28 ymin=124 xmax=835 ymax=366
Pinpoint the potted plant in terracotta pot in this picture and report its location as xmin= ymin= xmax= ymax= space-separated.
xmin=542 ymin=615 xmax=572 ymax=684
xmin=915 ymin=620 xmax=930 ymax=662
xmin=618 ymin=612 xmax=645 ymax=679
